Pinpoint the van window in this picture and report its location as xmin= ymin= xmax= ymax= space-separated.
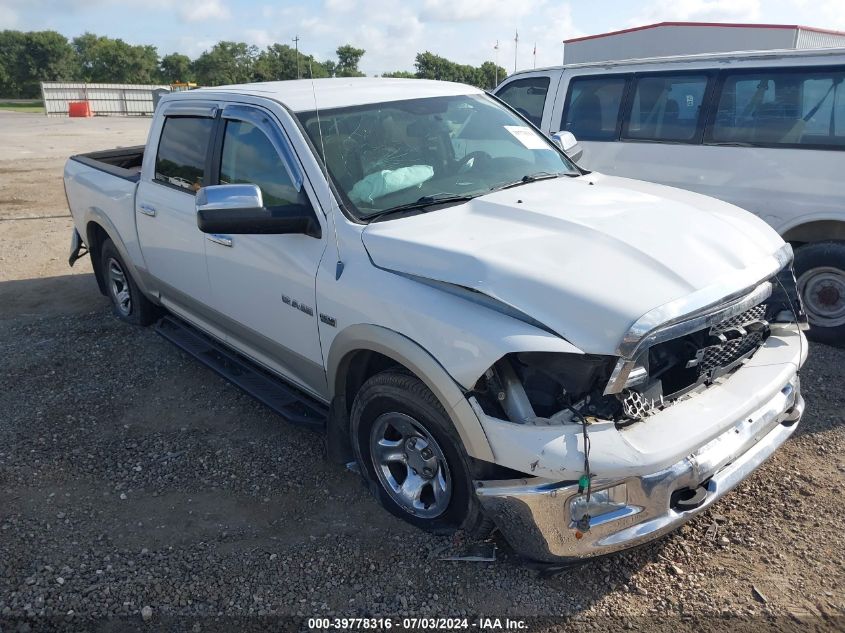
xmin=625 ymin=74 xmax=708 ymax=142
xmin=496 ymin=77 xmax=550 ymax=127
xmin=711 ymin=69 xmax=845 ymax=148
xmin=562 ymin=76 xmax=627 ymax=140
xmin=154 ymin=116 xmax=215 ymax=192
xmin=220 ymin=120 xmax=303 ymax=208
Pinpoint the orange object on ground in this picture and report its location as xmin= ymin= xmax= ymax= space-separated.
xmin=68 ymin=101 xmax=92 ymax=117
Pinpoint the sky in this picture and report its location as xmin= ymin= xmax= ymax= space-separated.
xmin=1 ymin=0 xmax=843 ymax=75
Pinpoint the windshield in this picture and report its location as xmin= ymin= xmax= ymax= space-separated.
xmin=297 ymin=94 xmax=579 ymax=220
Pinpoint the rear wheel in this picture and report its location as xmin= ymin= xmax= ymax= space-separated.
xmin=794 ymin=241 xmax=845 ymax=347
xmin=100 ymin=238 xmax=158 ymax=326
xmin=350 ymin=370 xmax=490 ymax=536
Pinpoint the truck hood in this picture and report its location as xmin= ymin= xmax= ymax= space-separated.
xmin=361 ymin=173 xmax=786 ymax=354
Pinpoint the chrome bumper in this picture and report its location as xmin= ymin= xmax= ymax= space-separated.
xmin=476 ymin=376 xmax=803 ymax=563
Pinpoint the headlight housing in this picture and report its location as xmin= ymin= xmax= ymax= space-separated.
xmin=472 ymin=352 xmax=619 ymax=423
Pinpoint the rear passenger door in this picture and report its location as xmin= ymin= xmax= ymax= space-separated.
xmin=203 ymin=104 xmax=329 ymax=399
xmin=137 ymin=103 xmax=218 ymax=314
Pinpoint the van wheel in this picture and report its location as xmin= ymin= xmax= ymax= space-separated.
xmin=350 ymin=371 xmax=490 ymax=537
xmin=794 ymin=241 xmax=845 ymax=347
xmin=100 ymin=238 xmax=158 ymax=326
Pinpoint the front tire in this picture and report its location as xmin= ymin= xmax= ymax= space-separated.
xmin=794 ymin=241 xmax=845 ymax=348
xmin=350 ymin=371 xmax=489 ymax=536
xmin=100 ymin=238 xmax=158 ymax=326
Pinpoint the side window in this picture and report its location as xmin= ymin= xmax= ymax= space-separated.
xmin=624 ymin=74 xmax=709 ymax=142
xmin=711 ymin=69 xmax=845 ymax=148
xmin=154 ymin=116 xmax=215 ymax=192
xmin=495 ymin=77 xmax=550 ymax=127
xmin=220 ymin=120 xmax=304 ymax=208
xmin=561 ymin=76 xmax=627 ymax=141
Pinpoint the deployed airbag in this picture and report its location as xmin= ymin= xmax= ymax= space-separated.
xmin=350 ymin=165 xmax=434 ymax=203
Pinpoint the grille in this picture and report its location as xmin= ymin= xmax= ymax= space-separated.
xmin=621 ymin=389 xmax=656 ymax=420
xmin=695 ymin=302 xmax=769 ymax=375
xmin=713 ymin=304 xmax=766 ymax=333
xmin=620 ymin=301 xmax=770 ymax=421
xmin=699 ymin=330 xmax=765 ymax=372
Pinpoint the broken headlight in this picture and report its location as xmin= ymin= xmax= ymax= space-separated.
xmin=472 ymin=352 xmax=621 ymax=423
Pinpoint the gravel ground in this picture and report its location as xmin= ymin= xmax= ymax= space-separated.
xmin=0 ymin=113 xmax=844 ymax=632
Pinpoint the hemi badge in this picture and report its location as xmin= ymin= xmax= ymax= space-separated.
xmin=320 ymin=313 xmax=337 ymax=327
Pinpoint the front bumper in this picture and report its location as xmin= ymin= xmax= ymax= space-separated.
xmin=476 ymin=375 xmax=803 ymax=563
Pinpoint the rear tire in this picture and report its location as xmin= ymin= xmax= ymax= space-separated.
xmin=794 ymin=241 xmax=845 ymax=348
xmin=100 ymin=238 xmax=158 ymax=326
xmin=350 ymin=370 xmax=491 ymax=537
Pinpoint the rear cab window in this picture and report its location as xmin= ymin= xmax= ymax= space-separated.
xmin=495 ymin=76 xmax=550 ymax=127
xmin=154 ymin=116 xmax=215 ymax=193
xmin=709 ymin=68 xmax=845 ymax=148
xmin=561 ymin=75 xmax=627 ymax=140
xmin=623 ymin=74 xmax=710 ymax=142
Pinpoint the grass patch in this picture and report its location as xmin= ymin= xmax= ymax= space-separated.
xmin=0 ymin=101 xmax=45 ymax=113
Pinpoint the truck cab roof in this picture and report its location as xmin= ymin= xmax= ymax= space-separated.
xmin=166 ymin=77 xmax=483 ymax=113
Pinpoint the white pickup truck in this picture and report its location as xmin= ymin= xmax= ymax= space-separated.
xmin=64 ymin=78 xmax=807 ymax=563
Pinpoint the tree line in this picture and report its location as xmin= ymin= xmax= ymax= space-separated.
xmin=0 ymin=30 xmax=507 ymax=99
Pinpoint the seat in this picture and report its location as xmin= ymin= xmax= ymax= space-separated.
xmin=752 ymin=102 xmax=799 ymax=144
xmin=660 ymin=99 xmax=686 ymax=140
xmin=568 ymin=91 xmax=603 ymax=138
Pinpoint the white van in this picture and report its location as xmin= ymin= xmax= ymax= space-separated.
xmin=495 ymin=48 xmax=845 ymax=345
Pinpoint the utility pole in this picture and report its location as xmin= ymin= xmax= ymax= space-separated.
xmin=493 ymin=40 xmax=499 ymax=87
xmin=513 ymin=29 xmax=519 ymax=73
xmin=533 ymin=42 xmax=536 ymax=69
xmin=292 ymin=35 xmax=301 ymax=79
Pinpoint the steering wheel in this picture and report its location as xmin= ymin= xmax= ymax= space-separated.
xmin=457 ymin=151 xmax=492 ymax=174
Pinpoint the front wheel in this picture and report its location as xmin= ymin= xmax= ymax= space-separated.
xmin=794 ymin=241 xmax=845 ymax=347
xmin=350 ymin=371 xmax=490 ymax=536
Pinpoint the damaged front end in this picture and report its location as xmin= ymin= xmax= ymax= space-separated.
xmin=473 ymin=263 xmax=807 ymax=431
xmin=468 ymin=261 xmax=807 ymax=563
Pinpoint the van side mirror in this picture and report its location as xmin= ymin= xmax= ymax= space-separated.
xmin=551 ymin=131 xmax=583 ymax=163
xmin=196 ymin=184 xmax=321 ymax=238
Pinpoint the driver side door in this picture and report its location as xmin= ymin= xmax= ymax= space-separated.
xmin=204 ymin=104 xmax=329 ymax=399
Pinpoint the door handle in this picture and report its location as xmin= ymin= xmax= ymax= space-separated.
xmin=138 ymin=204 xmax=157 ymax=217
xmin=207 ymin=234 xmax=233 ymax=247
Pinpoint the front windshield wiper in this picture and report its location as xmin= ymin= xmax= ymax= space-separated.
xmin=707 ymin=141 xmax=755 ymax=148
xmin=490 ymin=171 xmax=568 ymax=192
xmin=366 ymin=193 xmax=478 ymax=220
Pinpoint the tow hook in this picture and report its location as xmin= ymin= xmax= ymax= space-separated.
xmin=671 ymin=484 xmax=709 ymax=511
xmin=781 ymin=393 xmax=805 ymax=426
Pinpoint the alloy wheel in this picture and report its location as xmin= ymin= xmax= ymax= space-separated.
xmin=369 ymin=412 xmax=452 ymax=519
xmin=107 ymin=257 xmax=132 ymax=317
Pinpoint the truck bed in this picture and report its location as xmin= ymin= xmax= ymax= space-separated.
xmin=68 ymin=146 xmax=145 ymax=182
xmin=65 ymin=148 xmax=144 ymax=270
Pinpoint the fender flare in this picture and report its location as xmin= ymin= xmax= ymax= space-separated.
xmin=780 ymin=217 xmax=845 ymax=244
xmin=326 ymin=323 xmax=495 ymax=462
xmin=83 ymin=208 xmax=155 ymax=299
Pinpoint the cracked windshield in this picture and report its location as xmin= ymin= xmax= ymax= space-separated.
xmin=298 ymin=93 xmax=579 ymax=219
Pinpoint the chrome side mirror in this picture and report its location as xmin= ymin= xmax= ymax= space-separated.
xmin=551 ymin=131 xmax=583 ymax=163
xmin=196 ymin=183 xmax=263 ymax=212
xmin=195 ymin=183 xmax=321 ymax=238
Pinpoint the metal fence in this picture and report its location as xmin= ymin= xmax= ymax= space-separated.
xmin=40 ymin=82 xmax=171 ymax=117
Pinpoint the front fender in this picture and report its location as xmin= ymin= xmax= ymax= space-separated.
xmin=327 ymin=323 xmax=495 ymax=462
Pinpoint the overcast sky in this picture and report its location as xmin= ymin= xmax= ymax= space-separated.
xmin=1 ymin=0 xmax=842 ymax=74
